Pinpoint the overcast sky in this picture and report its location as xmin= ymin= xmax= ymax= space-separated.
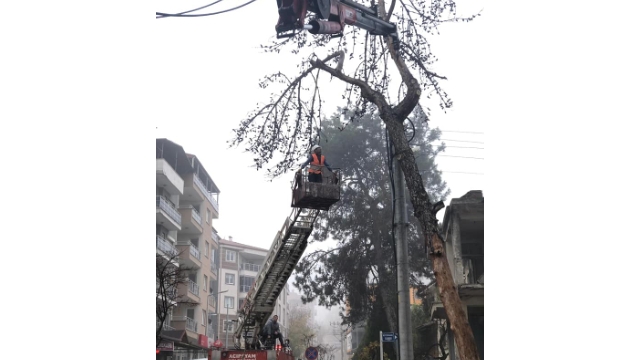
xmin=155 ymin=0 xmax=486 ymax=254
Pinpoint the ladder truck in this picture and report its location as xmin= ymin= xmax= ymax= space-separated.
xmin=209 ymin=168 xmax=342 ymax=360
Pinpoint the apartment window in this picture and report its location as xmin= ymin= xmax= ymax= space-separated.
xmin=202 ymin=310 xmax=206 ymax=325
xmin=204 ymin=242 xmax=209 ymax=257
xmin=225 ymin=273 xmax=235 ymax=285
xmin=204 ymin=275 xmax=208 ymax=291
xmin=224 ymin=296 xmax=235 ymax=309
xmin=226 ymin=250 xmax=236 ymax=262
xmin=206 ymin=209 xmax=211 ymax=223
xmin=238 ymin=298 xmax=245 ymax=310
xmin=187 ymin=308 xmax=195 ymax=320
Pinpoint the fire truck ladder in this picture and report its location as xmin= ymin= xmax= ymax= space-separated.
xmin=233 ymin=207 xmax=320 ymax=349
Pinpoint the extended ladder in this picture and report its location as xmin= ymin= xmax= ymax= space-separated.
xmin=233 ymin=207 xmax=320 ymax=349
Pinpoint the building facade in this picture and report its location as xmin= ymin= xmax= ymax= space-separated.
xmin=215 ymin=238 xmax=290 ymax=348
xmin=156 ymin=139 xmax=222 ymax=359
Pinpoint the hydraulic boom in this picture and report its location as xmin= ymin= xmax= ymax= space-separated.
xmin=275 ymin=0 xmax=400 ymax=49
xmin=233 ymin=207 xmax=320 ymax=349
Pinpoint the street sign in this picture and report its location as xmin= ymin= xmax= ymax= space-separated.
xmin=381 ymin=332 xmax=398 ymax=342
xmin=305 ymin=347 xmax=319 ymax=360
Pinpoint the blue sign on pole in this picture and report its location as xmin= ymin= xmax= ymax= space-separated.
xmin=381 ymin=332 xmax=398 ymax=342
xmin=305 ymin=347 xmax=319 ymax=360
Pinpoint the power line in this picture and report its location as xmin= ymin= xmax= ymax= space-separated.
xmin=440 ymin=145 xmax=484 ymax=150
xmin=438 ymin=155 xmax=484 ymax=160
xmin=156 ymin=0 xmax=226 ymax=18
xmin=439 ymin=139 xmax=484 ymax=144
xmin=441 ymin=171 xmax=484 ymax=175
xmin=156 ymin=0 xmax=258 ymax=18
xmin=438 ymin=130 xmax=484 ymax=134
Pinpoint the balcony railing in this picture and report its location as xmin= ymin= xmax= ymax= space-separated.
xmin=188 ymin=280 xmax=200 ymax=296
xmin=192 ymin=208 xmax=202 ymax=225
xmin=211 ymin=231 xmax=220 ymax=244
xmin=210 ymin=263 xmax=218 ymax=276
xmin=194 ymin=175 xmax=220 ymax=214
xmin=190 ymin=244 xmax=201 ymax=260
xmin=186 ymin=317 xmax=198 ymax=332
xmin=156 ymin=236 xmax=178 ymax=257
xmin=240 ymin=285 xmax=252 ymax=293
xmin=241 ymin=263 xmax=261 ymax=272
xmin=208 ymin=296 xmax=216 ymax=307
xmin=156 ymin=196 xmax=182 ymax=224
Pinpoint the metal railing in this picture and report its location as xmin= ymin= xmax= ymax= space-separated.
xmin=192 ymin=208 xmax=202 ymax=225
xmin=210 ymin=263 xmax=218 ymax=276
xmin=188 ymin=280 xmax=200 ymax=296
xmin=186 ymin=317 xmax=198 ymax=332
xmin=190 ymin=244 xmax=201 ymax=260
xmin=211 ymin=231 xmax=220 ymax=244
xmin=156 ymin=196 xmax=182 ymax=224
xmin=194 ymin=175 xmax=220 ymax=214
xmin=208 ymin=296 xmax=216 ymax=307
xmin=241 ymin=263 xmax=261 ymax=272
xmin=156 ymin=236 xmax=178 ymax=257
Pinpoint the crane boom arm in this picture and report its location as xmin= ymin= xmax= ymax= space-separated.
xmin=233 ymin=207 xmax=320 ymax=348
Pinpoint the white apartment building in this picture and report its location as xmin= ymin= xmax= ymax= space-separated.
xmin=215 ymin=237 xmax=290 ymax=348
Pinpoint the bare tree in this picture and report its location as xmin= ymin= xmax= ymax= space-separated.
xmin=230 ymin=1 xmax=481 ymax=359
xmin=156 ymin=251 xmax=200 ymax=347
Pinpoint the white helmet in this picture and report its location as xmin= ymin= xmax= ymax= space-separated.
xmin=311 ymin=145 xmax=321 ymax=152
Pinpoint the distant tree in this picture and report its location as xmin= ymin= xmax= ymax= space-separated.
xmin=156 ymin=251 xmax=199 ymax=347
xmin=288 ymin=305 xmax=318 ymax=357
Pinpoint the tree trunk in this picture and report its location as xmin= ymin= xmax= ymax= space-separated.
xmin=384 ymin=119 xmax=480 ymax=360
xmin=429 ymin=233 xmax=479 ymax=360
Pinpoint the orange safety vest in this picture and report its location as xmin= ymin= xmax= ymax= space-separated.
xmin=309 ymin=154 xmax=325 ymax=174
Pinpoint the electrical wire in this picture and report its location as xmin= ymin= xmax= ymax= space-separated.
xmin=156 ymin=0 xmax=226 ymax=18
xmin=438 ymin=130 xmax=484 ymax=134
xmin=438 ymin=155 xmax=484 ymax=160
xmin=441 ymin=171 xmax=484 ymax=175
xmin=156 ymin=0 xmax=258 ymax=18
xmin=441 ymin=145 xmax=484 ymax=150
xmin=439 ymin=139 xmax=484 ymax=144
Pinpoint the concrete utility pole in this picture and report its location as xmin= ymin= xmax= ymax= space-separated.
xmin=392 ymin=143 xmax=413 ymax=360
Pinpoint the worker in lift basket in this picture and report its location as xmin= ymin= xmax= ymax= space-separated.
xmin=299 ymin=145 xmax=335 ymax=183
xmin=262 ymin=315 xmax=285 ymax=348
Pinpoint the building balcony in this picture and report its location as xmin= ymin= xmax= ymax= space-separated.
xmin=178 ymin=207 xmax=203 ymax=234
xmin=210 ymin=263 xmax=218 ymax=277
xmin=178 ymin=242 xmax=202 ymax=269
xmin=211 ymin=230 xmax=220 ymax=244
xmin=156 ymin=158 xmax=184 ymax=196
xmin=194 ymin=175 xmax=220 ymax=217
xmin=188 ymin=280 xmax=200 ymax=296
xmin=156 ymin=196 xmax=182 ymax=231
xmin=240 ymin=263 xmax=261 ymax=272
xmin=157 ymin=236 xmax=179 ymax=259
xmin=186 ymin=317 xmax=198 ymax=333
